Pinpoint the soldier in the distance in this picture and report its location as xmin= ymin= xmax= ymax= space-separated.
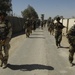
xmin=48 ymin=19 xmax=54 ymax=35
xmin=24 ymin=18 xmax=31 ymax=37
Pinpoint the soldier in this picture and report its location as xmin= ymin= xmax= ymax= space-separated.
xmin=48 ymin=19 xmax=54 ymax=35
xmin=25 ymin=18 xmax=31 ymax=37
xmin=54 ymin=17 xmax=65 ymax=48
xmin=36 ymin=19 xmax=41 ymax=28
xmin=40 ymin=20 xmax=43 ymax=29
xmin=29 ymin=18 xmax=33 ymax=34
xmin=32 ymin=18 xmax=36 ymax=31
xmin=47 ymin=17 xmax=51 ymax=28
xmin=0 ymin=12 xmax=12 ymax=68
xmin=67 ymin=22 xmax=75 ymax=66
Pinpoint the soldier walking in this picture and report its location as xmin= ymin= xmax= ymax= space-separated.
xmin=32 ymin=18 xmax=36 ymax=31
xmin=67 ymin=22 xmax=75 ymax=66
xmin=48 ymin=19 xmax=54 ymax=35
xmin=0 ymin=12 xmax=12 ymax=68
xmin=25 ymin=18 xmax=31 ymax=37
xmin=40 ymin=20 xmax=44 ymax=30
xmin=54 ymin=17 xmax=65 ymax=48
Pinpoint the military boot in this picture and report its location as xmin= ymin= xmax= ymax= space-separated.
xmin=0 ymin=51 xmax=3 ymax=67
xmin=3 ymin=57 xmax=8 ymax=69
xmin=3 ymin=61 xmax=8 ymax=69
xmin=69 ymin=56 xmax=73 ymax=67
xmin=56 ymin=42 xmax=59 ymax=48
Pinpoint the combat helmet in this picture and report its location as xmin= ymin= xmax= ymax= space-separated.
xmin=56 ymin=17 xmax=61 ymax=21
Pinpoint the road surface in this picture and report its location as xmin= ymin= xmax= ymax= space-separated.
xmin=0 ymin=27 xmax=75 ymax=75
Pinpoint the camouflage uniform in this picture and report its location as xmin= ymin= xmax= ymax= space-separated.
xmin=40 ymin=20 xmax=43 ymax=29
xmin=67 ymin=24 xmax=75 ymax=65
xmin=54 ymin=17 xmax=65 ymax=48
xmin=32 ymin=19 xmax=36 ymax=31
xmin=0 ymin=12 xmax=12 ymax=68
xmin=47 ymin=17 xmax=51 ymax=27
xmin=25 ymin=18 xmax=31 ymax=37
xmin=48 ymin=20 xmax=54 ymax=35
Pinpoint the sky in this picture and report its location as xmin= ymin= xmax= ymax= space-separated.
xmin=12 ymin=0 xmax=75 ymax=19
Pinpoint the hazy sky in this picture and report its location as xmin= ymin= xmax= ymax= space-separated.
xmin=12 ymin=0 xmax=75 ymax=19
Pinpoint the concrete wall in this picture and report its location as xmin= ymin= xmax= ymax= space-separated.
xmin=61 ymin=18 xmax=75 ymax=35
xmin=6 ymin=16 xmax=75 ymax=36
xmin=62 ymin=19 xmax=68 ymax=35
xmin=54 ymin=18 xmax=75 ymax=35
xmin=7 ymin=16 xmax=25 ymax=34
xmin=68 ymin=18 xmax=75 ymax=30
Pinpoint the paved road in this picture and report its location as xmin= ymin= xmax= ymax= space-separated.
xmin=0 ymin=27 xmax=75 ymax=75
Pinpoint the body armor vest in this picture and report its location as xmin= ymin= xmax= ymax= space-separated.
xmin=0 ymin=21 xmax=9 ymax=40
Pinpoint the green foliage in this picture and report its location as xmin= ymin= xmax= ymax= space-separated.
xmin=21 ymin=5 xmax=38 ymax=19
xmin=0 ymin=0 xmax=12 ymax=12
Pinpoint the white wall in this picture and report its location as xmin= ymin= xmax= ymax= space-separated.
xmin=68 ymin=18 xmax=75 ymax=30
xmin=61 ymin=18 xmax=75 ymax=35
xmin=62 ymin=19 xmax=67 ymax=35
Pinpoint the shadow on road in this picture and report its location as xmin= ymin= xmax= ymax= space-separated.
xmin=29 ymin=37 xmax=45 ymax=39
xmin=7 ymin=64 xmax=54 ymax=71
xmin=31 ymin=34 xmax=44 ymax=35
xmin=35 ymin=30 xmax=43 ymax=32
xmin=72 ymin=63 xmax=75 ymax=67
xmin=59 ymin=46 xmax=69 ymax=49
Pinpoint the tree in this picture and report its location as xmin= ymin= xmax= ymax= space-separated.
xmin=0 ymin=0 xmax=12 ymax=13
xmin=21 ymin=5 xmax=38 ymax=19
